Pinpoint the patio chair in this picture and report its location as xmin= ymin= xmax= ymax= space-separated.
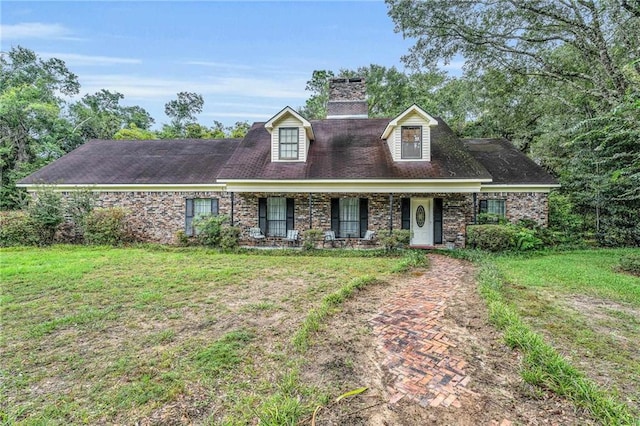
xmin=249 ymin=227 xmax=266 ymax=245
xmin=283 ymin=229 xmax=299 ymax=247
xmin=362 ymin=230 xmax=376 ymax=246
xmin=323 ymin=230 xmax=337 ymax=248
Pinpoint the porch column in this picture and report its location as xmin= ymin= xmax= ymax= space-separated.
xmin=230 ymin=192 xmax=235 ymax=226
xmin=473 ymin=192 xmax=477 ymax=224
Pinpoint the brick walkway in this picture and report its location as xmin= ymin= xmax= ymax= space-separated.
xmin=370 ymin=254 xmax=475 ymax=409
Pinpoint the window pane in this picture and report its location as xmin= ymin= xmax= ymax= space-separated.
xmin=279 ymin=128 xmax=299 ymax=160
xmin=339 ymin=198 xmax=360 ymax=237
xmin=267 ymin=197 xmax=286 ymax=237
xmin=401 ymin=126 xmax=422 ymax=159
xmin=487 ymin=200 xmax=506 ymax=217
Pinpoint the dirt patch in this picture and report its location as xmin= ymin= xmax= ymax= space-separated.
xmin=302 ymin=255 xmax=596 ymax=425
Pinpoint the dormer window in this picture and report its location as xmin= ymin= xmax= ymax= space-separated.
xmin=401 ymin=126 xmax=422 ymax=159
xmin=279 ymin=128 xmax=299 ymax=160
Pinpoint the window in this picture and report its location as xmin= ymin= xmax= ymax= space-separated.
xmin=279 ymin=127 xmax=299 ymax=160
xmin=258 ymin=197 xmax=294 ymax=237
xmin=401 ymin=126 xmax=422 ymax=159
xmin=331 ymin=198 xmax=368 ymax=238
xmin=185 ymin=198 xmax=219 ymax=236
xmin=479 ymin=199 xmax=506 ymax=222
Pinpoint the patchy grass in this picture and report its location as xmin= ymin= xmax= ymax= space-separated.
xmin=487 ymin=249 xmax=640 ymax=423
xmin=0 ymin=245 xmax=404 ymax=424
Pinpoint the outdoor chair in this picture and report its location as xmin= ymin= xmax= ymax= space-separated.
xmin=283 ymin=229 xmax=299 ymax=247
xmin=249 ymin=227 xmax=266 ymax=245
xmin=323 ymin=230 xmax=338 ymax=248
xmin=362 ymin=230 xmax=376 ymax=246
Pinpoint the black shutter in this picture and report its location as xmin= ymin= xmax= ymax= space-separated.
xmin=331 ymin=198 xmax=340 ymax=237
xmin=185 ymin=199 xmax=194 ymax=236
xmin=479 ymin=199 xmax=488 ymax=214
xmin=211 ymin=198 xmax=219 ymax=216
xmin=401 ymin=198 xmax=410 ymax=230
xmin=359 ymin=198 xmax=368 ymax=238
xmin=258 ymin=198 xmax=267 ymax=234
xmin=434 ymin=198 xmax=443 ymax=244
xmin=286 ymin=198 xmax=295 ymax=231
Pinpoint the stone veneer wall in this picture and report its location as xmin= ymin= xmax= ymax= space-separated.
xmin=76 ymin=191 xmax=230 ymax=243
xmin=54 ymin=190 xmax=547 ymax=246
xmin=477 ymin=192 xmax=549 ymax=226
xmin=232 ymin=192 xmax=474 ymax=248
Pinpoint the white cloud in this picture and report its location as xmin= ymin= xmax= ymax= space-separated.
xmin=79 ymin=74 xmax=308 ymax=101
xmin=0 ymin=22 xmax=81 ymax=40
xmin=40 ymin=52 xmax=142 ymax=66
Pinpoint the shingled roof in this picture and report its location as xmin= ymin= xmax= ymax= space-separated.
xmin=462 ymin=138 xmax=558 ymax=185
xmin=217 ymin=118 xmax=492 ymax=181
xmin=19 ymin=138 xmax=239 ymax=185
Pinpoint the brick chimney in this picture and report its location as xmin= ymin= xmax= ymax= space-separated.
xmin=326 ymin=77 xmax=368 ymax=119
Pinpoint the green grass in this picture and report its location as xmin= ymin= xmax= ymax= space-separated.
xmin=0 ymin=245 xmax=404 ymax=425
xmin=481 ymin=248 xmax=640 ymax=424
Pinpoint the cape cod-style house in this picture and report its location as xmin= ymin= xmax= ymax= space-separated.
xmin=19 ymin=78 xmax=559 ymax=247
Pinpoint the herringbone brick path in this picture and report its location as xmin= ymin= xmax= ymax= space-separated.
xmin=370 ymin=254 xmax=475 ymax=408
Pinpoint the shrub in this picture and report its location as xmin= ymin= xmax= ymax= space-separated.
xmin=302 ymin=229 xmax=323 ymax=250
xmin=0 ymin=211 xmax=39 ymax=246
xmin=194 ymin=215 xmax=229 ymax=247
xmin=84 ymin=207 xmax=131 ymax=245
xmin=618 ymin=254 xmax=640 ymax=276
xmin=467 ymin=225 xmax=516 ymax=252
xmin=514 ymin=227 xmax=543 ymax=251
xmin=478 ymin=213 xmax=507 ymax=225
xmin=219 ymin=226 xmax=240 ymax=250
xmin=379 ymin=229 xmax=411 ymax=252
xmin=65 ymin=190 xmax=97 ymax=241
xmin=28 ymin=188 xmax=64 ymax=244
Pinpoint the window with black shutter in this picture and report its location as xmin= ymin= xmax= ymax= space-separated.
xmin=330 ymin=197 xmax=369 ymax=238
xmin=185 ymin=198 xmax=219 ymax=236
xmin=401 ymin=198 xmax=410 ymax=230
xmin=434 ymin=198 xmax=443 ymax=244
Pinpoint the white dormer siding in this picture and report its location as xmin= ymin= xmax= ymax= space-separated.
xmin=270 ymin=116 xmax=309 ymax=162
xmin=381 ymin=104 xmax=438 ymax=162
xmin=264 ymin=106 xmax=314 ymax=163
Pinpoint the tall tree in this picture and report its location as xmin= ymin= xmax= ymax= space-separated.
xmin=0 ymin=46 xmax=79 ymax=209
xmin=164 ymin=91 xmax=204 ymax=136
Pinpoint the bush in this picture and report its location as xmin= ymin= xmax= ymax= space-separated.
xmin=65 ymin=190 xmax=97 ymax=242
xmin=0 ymin=211 xmax=40 ymax=246
xmin=302 ymin=229 xmax=323 ymax=250
xmin=219 ymin=226 xmax=240 ymax=250
xmin=478 ymin=213 xmax=507 ymax=225
xmin=618 ymin=254 xmax=640 ymax=276
xmin=513 ymin=227 xmax=543 ymax=251
xmin=379 ymin=229 xmax=411 ymax=252
xmin=467 ymin=225 xmax=516 ymax=252
xmin=28 ymin=188 xmax=64 ymax=244
xmin=84 ymin=207 xmax=131 ymax=245
xmin=194 ymin=215 xmax=229 ymax=247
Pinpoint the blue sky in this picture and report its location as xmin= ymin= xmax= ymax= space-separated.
xmin=1 ymin=1 xmax=458 ymax=128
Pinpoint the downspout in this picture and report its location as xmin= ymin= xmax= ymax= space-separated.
xmin=308 ymin=193 xmax=312 ymax=229
xmin=472 ymin=192 xmax=477 ymax=224
xmin=389 ymin=194 xmax=394 ymax=234
xmin=231 ymin=192 xmax=235 ymax=226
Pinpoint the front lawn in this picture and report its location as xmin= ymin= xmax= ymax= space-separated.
xmin=0 ymin=245 xmax=401 ymax=424
xmin=493 ymin=249 xmax=640 ymax=416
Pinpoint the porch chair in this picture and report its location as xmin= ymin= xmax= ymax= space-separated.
xmin=283 ymin=229 xmax=299 ymax=247
xmin=362 ymin=230 xmax=377 ymax=246
xmin=323 ymin=230 xmax=337 ymax=248
xmin=249 ymin=227 xmax=266 ymax=245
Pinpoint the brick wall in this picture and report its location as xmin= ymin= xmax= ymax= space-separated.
xmin=55 ymin=190 xmax=548 ymax=246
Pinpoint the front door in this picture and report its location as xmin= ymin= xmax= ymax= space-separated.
xmin=410 ymin=198 xmax=433 ymax=246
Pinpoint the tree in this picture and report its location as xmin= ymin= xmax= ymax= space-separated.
xmin=70 ymin=89 xmax=155 ymax=141
xmin=164 ymin=91 xmax=204 ymax=136
xmin=113 ymin=124 xmax=157 ymax=140
xmin=0 ymin=46 xmax=79 ymax=209
xmin=299 ymin=70 xmax=334 ymax=119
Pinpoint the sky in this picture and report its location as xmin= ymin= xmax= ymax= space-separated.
xmin=1 ymin=1 xmax=454 ymax=129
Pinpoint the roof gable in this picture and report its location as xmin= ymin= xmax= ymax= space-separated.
xmin=381 ymin=104 xmax=438 ymax=140
xmin=264 ymin=106 xmax=314 ymax=140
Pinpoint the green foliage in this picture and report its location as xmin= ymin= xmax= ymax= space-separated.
xmin=618 ymin=254 xmax=640 ymax=276
xmin=513 ymin=227 xmax=543 ymax=251
xmin=194 ymin=214 xmax=230 ymax=248
xmin=477 ymin=213 xmax=507 ymax=225
xmin=391 ymin=249 xmax=429 ymax=272
xmin=83 ymin=207 xmax=131 ymax=245
xmin=65 ymin=190 xmax=97 ymax=242
xmin=113 ymin=124 xmax=157 ymax=140
xmin=219 ymin=226 xmax=240 ymax=250
xmin=193 ymin=330 xmax=253 ymax=376
xmin=28 ymin=188 xmax=64 ymax=244
xmin=467 ymin=225 xmax=516 ymax=252
xmin=302 ymin=229 xmax=323 ymax=250
xmin=0 ymin=211 xmax=39 ymax=246
xmin=379 ymin=229 xmax=410 ymax=252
